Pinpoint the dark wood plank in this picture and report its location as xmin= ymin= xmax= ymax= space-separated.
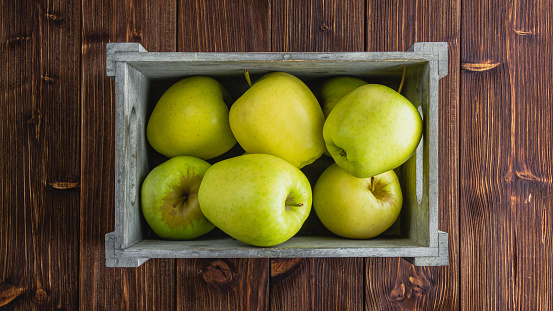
xmin=177 ymin=259 xmax=268 ymax=310
xmin=0 ymin=0 xmax=36 ymax=309
xmin=366 ymin=258 xmax=448 ymax=310
xmin=175 ymin=1 xmax=271 ymax=310
xmin=269 ymin=1 xmax=365 ymax=310
xmin=365 ymin=0 xmax=460 ymax=309
xmin=79 ymin=0 xmax=177 ymax=309
xmin=271 ymin=0 xmax=365 ymax=52
xmin=0 ymin=0 xmax=81 ymax=309
xmin=270 ymin=258 xmax=363 ymax=311
xmin=460 ymin=0 xmax=553 ymax=309
xmin=178 ymin=0 xmax=270 ymax=52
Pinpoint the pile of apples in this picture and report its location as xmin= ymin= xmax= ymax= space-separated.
xmin=141 ymin=71 xmax=422 ymax=246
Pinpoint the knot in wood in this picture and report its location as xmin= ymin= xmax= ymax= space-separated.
xmin=46 ymin=13 xmax=63 ymax=23
xmin=41 ymin=75 xmax=55 ymax=83
xmin=270 ymin=258 xmax=303 ymax=281
xmin=35 ymin=288 xmax=48 ymax=301
xmin=461 ymin=61 xmax=500 ymax=72
xmin=7 ymin=36 xmax=30 ymax=46
xmin=202 ymin=260 xmax=233 ymax=285
xmin=132 ymin=31 xmax=142 ymax=40
xmin=49 ymin=181 xmax=80 ymax=190
xmin=390 ymin=283 xmax=406 ymax=302
xmin=27 ymin=111 xmax=42 ymax=126
xmin=320 ymin=22 xmax=330 ymax=32
xmin=408 ymin=275 xmax=431 ymax=294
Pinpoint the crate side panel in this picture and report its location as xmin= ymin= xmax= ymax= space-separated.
xmin=428 ymin=59 xmax=441 ymax=248
xmin=115 ymin=63 xmax=151 ymax=248
xmin=119 ymin=237 xmax=436 ymax=258
xmin=121 ymin=55 xmax=434 ymax=80
xmin=114 ymin=62 xmax=128 ymax=241
xmin=125 ymin=64 xmax=151 ymax=247
xmin=399 ymin=63 xmax=431 ymax=246
xmin=115 ymin=51 xmax=439 ymax=63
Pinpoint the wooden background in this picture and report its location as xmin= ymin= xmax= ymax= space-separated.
xmin=1 ymin=0 xmax=551 ymax=309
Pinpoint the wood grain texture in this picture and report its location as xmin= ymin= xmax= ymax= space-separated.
xmin=176 ymin=1 xmax=271 ymax=310
xmin=271 ymin=0 xmax=365 ymax=52
xmin=131 ymin=0 xmax=177 ymax=52
xmin=0 ymin=1 xmax=35 ymax=309
xmin=270 ymin=258 xmax=364 ymax=311
xmin=1 ymin=0 xmax=81 ymax=309
xmin=80 ymin=0 xmax=176 ymax=309
xmin=0 ymin=282 xmax=26 ymax=308
xmin=269 ymin=1 xmax=365 ymax=310
xmin=366 ymin=258 xmax=449 ymax=310
xmin=178 ymin=0 xmax=271 ymax=52
xmin=460 ymin=0 xmax=553 ymax=309
xmin=365 ymin=0 xmax=460 ymax=309
xmin=177 ymin=259 xmax=268 ymax=310
xmin=4 ymin=0 xmax=553 ymax=309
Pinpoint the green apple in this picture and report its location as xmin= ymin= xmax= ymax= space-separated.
xmin=141 ymin=156 xmax=214 ymax=240
xmin=198 ymin=153 xmax=312 ymax=246
xmin=313 ymin=164 xmax=402 ymax=239
xmin=323 ymin=84 xmax=422 ymax=178
xmin=147 ymin=76 xmax=236 ymax=159
xmin=318 ymin=76 xmax=367 ymax=118
xmin=229 ymin=72 xmax=325 ymax=168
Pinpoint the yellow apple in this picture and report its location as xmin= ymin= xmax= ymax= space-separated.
xmin=229 ymin=72 xmax=325 ymax=168
xmin=323 ymin=84 xmax=423 ymax=178
xmin=198 ymin=154 xmax=312 ymax=246
xmin=317 ymin=76 xmax=368 ymax=157
xmin=318 ymin=76 xmax=367 ymax=118
xmin=146 ymin=76 xmax=236 ymax=159
xmin=141 ymin=156 xmax=214 ymax=240
xmin=313 ymin=163 xmax=402 ymax=239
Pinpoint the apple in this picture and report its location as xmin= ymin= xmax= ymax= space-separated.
xmin=198 ymin=153 xmax=312 ymax=247
xmin=317 ymin=76 xmax=367 ymax=157
xmin=229 ymin=72 xmax=325 ymax=168
xmin=147 ymin=76 xmax=236 ymax=159
xmin=318 ymin=76 xmax=367 ymax=118
xmin=313 ymin=163 xmax=402 ymax=239
xmin=323 ymin=84 xmax=422 ymax=178
xmin=141 ymin=156 xmax=214 ymax=240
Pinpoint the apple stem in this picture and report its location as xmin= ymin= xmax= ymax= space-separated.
xmin=172 ymin=195 xmax=187 ymax=208
xmin=244 ymin=69 xmax=253 ymax=88
xmin=398 ymin=65 xmax=406 ymax=94
xmin=371 ymin=177 xmax=375 ymax=192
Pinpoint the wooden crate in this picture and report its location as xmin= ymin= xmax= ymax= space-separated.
xmin=104 ymin=42 xmax=449 ymax=267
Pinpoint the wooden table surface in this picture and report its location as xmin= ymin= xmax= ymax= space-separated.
xmin=1 ymin=0 xmax=552 ymax=309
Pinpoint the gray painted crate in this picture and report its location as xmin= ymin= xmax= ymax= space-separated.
xmin=105 ymin=42 xmax=449 ymax=268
